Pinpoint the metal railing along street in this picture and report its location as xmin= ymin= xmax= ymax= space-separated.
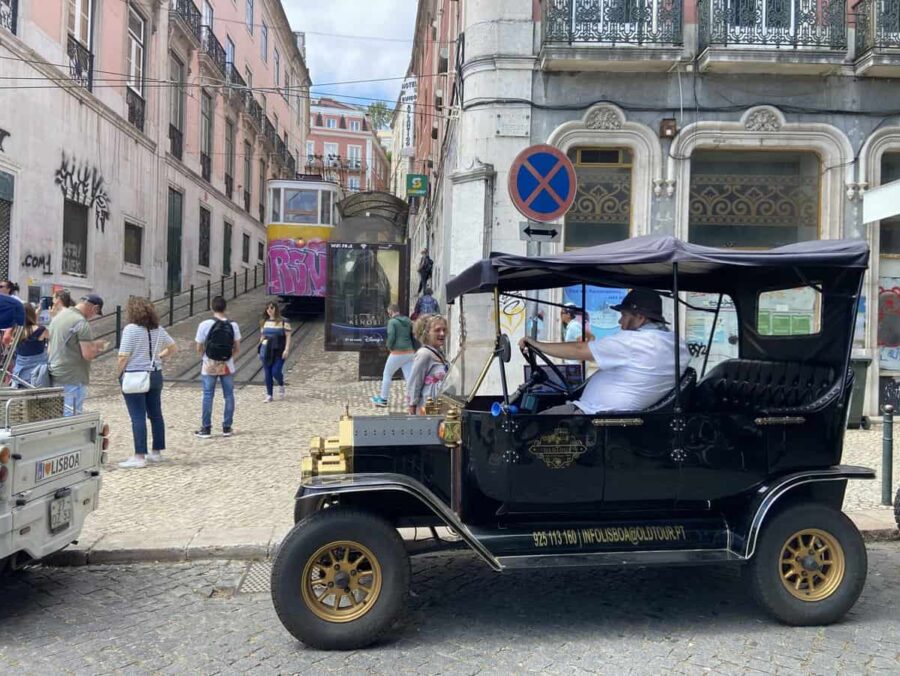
xmin=87 ymin=263 xmax=267 ymax=356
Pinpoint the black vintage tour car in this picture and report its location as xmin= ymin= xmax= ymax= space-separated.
xmin=271 ymin=235 xmax=875 ymax=650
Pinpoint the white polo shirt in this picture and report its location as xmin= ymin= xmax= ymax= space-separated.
xmin=573 ymin=324 xmax=691 ymax=414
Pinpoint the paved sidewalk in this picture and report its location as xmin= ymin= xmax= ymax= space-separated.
xmin=44 ymin=303 xmax=900 ymax=565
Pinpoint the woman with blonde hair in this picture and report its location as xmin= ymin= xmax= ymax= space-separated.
xmin=406 ymin=314 xmax=449 ymax=415
xmin=116 ymin=297 xmax=177 ymax=468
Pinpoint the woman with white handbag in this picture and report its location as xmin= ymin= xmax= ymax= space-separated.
xmin=116 ymin=297 xmax=177 ymax=469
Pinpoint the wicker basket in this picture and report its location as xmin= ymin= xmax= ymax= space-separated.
xmin=0 ymin=388 xmax=66 ymax=426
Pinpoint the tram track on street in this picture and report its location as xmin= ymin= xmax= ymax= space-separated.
xmin=169 ymin=321 xmax=315 ymax=386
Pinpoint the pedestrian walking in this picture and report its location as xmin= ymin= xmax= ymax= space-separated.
xmin=258 ymin=301 xmax=291 ymax=402
xmin=8 ymin=304 xmax=48 ymax=387
xmin=116 ymin=297 xmax=177 ymax=469
xmin=371 ymin=304 xmax=415 ymax=408
xmin=412 ymin=287 xmax=440 ymax=320
xmin=47 ymin=294 xmax=108 ymax=416
xmin=416 ymin=248 xmax=434 ymax=296
xmin=406 ymin=314 xmax=450 ymax=415
xmin=195 ymin=296 xmax=241 ymax=438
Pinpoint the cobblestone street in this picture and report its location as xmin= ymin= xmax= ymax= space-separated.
xmin=1 ymin=545 xmax=899 ymax=674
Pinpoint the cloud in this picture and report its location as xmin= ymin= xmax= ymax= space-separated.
xmin=283 ymin=0 xmax=417 ymax=109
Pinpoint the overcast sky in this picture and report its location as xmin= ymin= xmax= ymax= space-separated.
xmin=283 ymin=0 xmax=418 ymax=110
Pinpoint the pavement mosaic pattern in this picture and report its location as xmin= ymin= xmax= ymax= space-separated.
xmin=1 ymin=545 xmax=899 ymax=674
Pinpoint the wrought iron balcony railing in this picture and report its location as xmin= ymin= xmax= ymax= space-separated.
xmin=170 ymin=0 xmax=202 ymax=43
xmin=542 ymin=0 xmax=682 ymax=46
xmin=169 ymin=124 xmax=183 ymax=160
xmin=200 ymin=152 xmax=212 ymax=181
xmin=263 ymin=117 xmax=277 ymax=148
xmin=67 ymin=34 xmax=93 ymax=90
xmin=244 ymin=92 xmax=263 ymax=130
xmin=275 ymin=136 xmax=286 ymax=163
xmin=244 ymin=190 xmax=251 ymax=212
xmin=856 ymin=0 xmax=900 ymax=56
xmin=126 ymin=88 xmax=145 ymax=132
xmin=699 ymin=0 xmax=846 ymax=49
xmin=1 ymin=0 xmax=18 ymax=34
xmin=286 ymin=153 xmax=296 ymax=177
xmin=225 ymin=174 xmax=233 ymax=199
xmin=226 ymin=62 xmax=246 ymax=90
xmin=200 ymin=25 xmax=226 ymax=76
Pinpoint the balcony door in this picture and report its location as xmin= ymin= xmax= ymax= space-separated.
xmin=166 ymin=188 xmax=183 ymax=295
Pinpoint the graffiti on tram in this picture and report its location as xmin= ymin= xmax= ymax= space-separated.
xmin=267 ymin=239 xmax=327 ymax=298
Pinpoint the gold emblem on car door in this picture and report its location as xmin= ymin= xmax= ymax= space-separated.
xmin=528 ymin=428 xmax=587 ymax=469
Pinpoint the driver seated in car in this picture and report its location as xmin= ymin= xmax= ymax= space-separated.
xmin=519 ymin=289 xmax=690 ymax=414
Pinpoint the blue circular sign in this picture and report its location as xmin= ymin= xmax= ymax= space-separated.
xmin=508 ymin=144 xmax=577 ymax=223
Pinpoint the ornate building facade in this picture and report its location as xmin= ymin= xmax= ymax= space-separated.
xmin=397 ymin=0 xmax=900 ymax=414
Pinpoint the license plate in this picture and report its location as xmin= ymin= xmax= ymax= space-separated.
xmin=49 ymin=495 xmax=73 ymax=534
xmin=35 ymin=451 xmax=82 ymax=483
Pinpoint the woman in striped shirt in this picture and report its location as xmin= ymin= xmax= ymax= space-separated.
xmin=258 ymin=302 xmax=291 ymax=402
xmin=116 ymin=297 xmax=177 ymax=469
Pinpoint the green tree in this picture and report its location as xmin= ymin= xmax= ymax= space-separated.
xmin=367 ymin=102 xmax=391 ymax=130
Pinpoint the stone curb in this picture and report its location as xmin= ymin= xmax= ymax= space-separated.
xmin=45 ymin=513 xmax=898 ymax=567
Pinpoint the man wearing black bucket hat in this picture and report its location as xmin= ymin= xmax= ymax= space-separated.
xmin=519 ymin=288 xmax=690 ymax=414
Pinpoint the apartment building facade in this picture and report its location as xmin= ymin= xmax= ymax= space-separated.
xmin=0 ymin=0 xmax=309 ymax=306
xmin=397 ymin=0 xmax=900 ymax=415
xmin=306 ymin=98 xmax=389 ymax=194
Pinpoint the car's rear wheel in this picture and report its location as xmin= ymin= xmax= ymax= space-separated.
xmin=271 ymin=507 xmax=410 ymax=650
xmin=745 ymin=504 xmax=867 ymax=625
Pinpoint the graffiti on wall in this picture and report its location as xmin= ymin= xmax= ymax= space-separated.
xmin=54 ymin=152 xmax=110 ymax=231
xmin=267 ymin=239 xmax=327 ymax=297
xmin=21 ymin=252 xmax=52 ymax=275
xmin=0 ymin=128 xmax=9 ymax=153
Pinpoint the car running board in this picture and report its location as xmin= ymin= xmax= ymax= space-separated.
xmin=496 ymin=548 xmax=744 ymax=570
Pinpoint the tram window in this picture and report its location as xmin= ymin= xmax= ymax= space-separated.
xmin=284 ymin=189 xmax=318 ymax=224
xmin=320 ymin=191 xmax=332 ymax=225
xmin=270 ymin=188 xmax=281 ymax=223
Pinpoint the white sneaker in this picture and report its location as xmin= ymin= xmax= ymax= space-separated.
xmin=118 ymin=457 xmax=147 ymax=469
xmin=279 ymin=386 xmax=286 ymax=400
xmin=146 ymin=452 xmax=163 ymax=463
xmin=264 ymin=395 xmax=273 ymax=403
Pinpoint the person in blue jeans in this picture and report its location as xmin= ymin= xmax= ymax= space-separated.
xmin=258 ymin=301 xmax=291 ymax=402
xmin=116 ymin=297 xmax=177 ymax=469
xmin=194 ymin=296 xmax=242 ymax=438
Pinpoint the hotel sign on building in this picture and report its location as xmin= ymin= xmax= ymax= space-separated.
xmin=399 ymin=77 xmax=417 ymax=158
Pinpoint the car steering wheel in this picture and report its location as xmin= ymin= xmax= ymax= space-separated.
xmin=520 ymin=341 xmax=576 ymax=399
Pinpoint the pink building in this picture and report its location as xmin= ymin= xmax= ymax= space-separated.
xmin=306 ymin=98 xmax=389 ymax=194
xmin=0 ymin=0 xmax=309 ymax=305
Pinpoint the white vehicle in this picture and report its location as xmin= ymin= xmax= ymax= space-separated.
xmin=0 ymin=298 xmax=107 ymax=571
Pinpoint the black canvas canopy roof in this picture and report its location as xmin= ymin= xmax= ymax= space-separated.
xmin=446 ymin=236 xmax=869 ymax=300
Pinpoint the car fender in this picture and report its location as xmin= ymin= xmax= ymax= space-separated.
xmin=739 ymin=465 xmax=875 ymax=560
xmin=294 ymin=472 xmax=502 ymax=571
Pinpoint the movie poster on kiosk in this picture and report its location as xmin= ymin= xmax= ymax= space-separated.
xmin=325 ymin=242 xmax=408 ymax=351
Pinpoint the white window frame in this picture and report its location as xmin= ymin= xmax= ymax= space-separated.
xmin=123 ymin=220 xmax=144 ymax=268
xmin=348 ymin=176 xmax=360 ymax=192
xmin=202 ymin=0 xmax=214 ymax=28
xmin=326 ymin=118 xmax=336 ymax=129
xmin=67 ymin=0 xmax=92 ymax=46
xmin=324 ymin=142 xmax=339 ymax=166
xmin=350 ymin=120 xmax=361 ymax=132
xmin=245 ymin=0 xmax=254 ymax=34
xmin=169 ymin=53 xmax=185 ymax=131
xmin=126 ymin=6 xmax=145 ymax=94
xmin=200 ymin=90 xmax=213 ymax=157
xmin=347 ymin=145 xmax=362 ymax=169
xmin=306 ymin=140 xmax=315 ymax=160
xmin=274 ymin=48 xmax=281 ymax=87
xmin=225 ymin=36 xmax=235 ymax=66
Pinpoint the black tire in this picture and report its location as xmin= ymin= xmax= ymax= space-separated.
xmin=271 ymin=507 xmax=410 ymax=650
xmin=745 ymin=503 xmax=867 ymax=626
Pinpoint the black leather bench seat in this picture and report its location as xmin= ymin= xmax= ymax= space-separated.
xmin=695 ymin=359 xmax=837 ymax=413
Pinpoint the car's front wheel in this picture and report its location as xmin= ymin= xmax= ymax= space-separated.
xmin=745 ymin=503 xmax=867 ymax=626
xmin=271 ymin=507 xmax=410 ymax=650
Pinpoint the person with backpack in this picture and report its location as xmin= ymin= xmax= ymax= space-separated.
xmin=412 ymin=287 xmax=440 ymax=320
xmin=371 ymin=304 xmax=415 ymax=408
xmin=194 ymin=296 xmax=241 ymax=438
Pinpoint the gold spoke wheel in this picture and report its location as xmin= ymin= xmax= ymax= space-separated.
xmin=779 ymin=528 xmax=845 ymax=602
xmin=301 ymin=540 xmax=383 ymax=623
